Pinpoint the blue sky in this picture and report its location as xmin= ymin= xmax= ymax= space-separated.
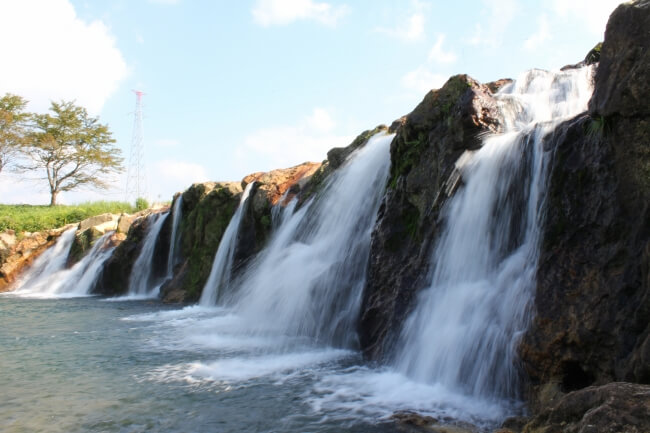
xmin=0 ymin=0 xmax=621 ymax=204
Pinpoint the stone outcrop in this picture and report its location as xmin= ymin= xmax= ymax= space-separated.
xmin=522 ymin=383 xmax=650 ymax=433
xmin=91 ymin=209 xmax=168 ymax=297
xmin=160 ymin=162 xmax=324 ymax=304
xmin=67 ymin=213 xmax=121 ymax=265
xmin=158 ymin=182 xmax=242 ymax=303
xmin=359 ymin=74 xmax=506 ymax=360
xmin=242 ymin=161 xmax=321 ymax=206
xmin=0 ymin=226 xmax=74 ymax=291
xmin=519 ymin=0 xmax=650 ymax=411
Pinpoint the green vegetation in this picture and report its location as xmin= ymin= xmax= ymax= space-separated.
xmin=585 ymin=114 xmax=610 ymax=138
xmin=135 ymin=197 xmax=150 ymax=211
xmin=0 ymin=201 xmax=134 ymax=233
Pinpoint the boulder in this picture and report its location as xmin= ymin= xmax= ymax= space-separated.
xmin=589 ymin=0 xmax=650 ymax=118
xmin=242 ymin=161 xmax=321 ymax=207
xmin=78 ymin=213 xmax=118 ymax=232
xmin=522 ymin=383 xmax=650 ymax=433
xmin=117 ymin=213 xmax=137 ymax=234
xmin=0 ymin=230 xmax=17 ymax=250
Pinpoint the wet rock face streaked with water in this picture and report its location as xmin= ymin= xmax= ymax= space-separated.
xmin=520 ymin=0 xmax=650 ymax=412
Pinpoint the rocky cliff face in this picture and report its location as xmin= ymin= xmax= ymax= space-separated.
xmin=160 ymin=162 xmax=322 ymax=303
xmin=159 ymin=182 xmax=242 ymax=303
xmin=520 ymin=0 xmax=650 ymax=410
xmin=359 ymin=74 xmax=507 ymax=360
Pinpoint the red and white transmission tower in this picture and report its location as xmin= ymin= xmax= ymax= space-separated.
xmin=125 ymin=90 xmax=147 ymax=203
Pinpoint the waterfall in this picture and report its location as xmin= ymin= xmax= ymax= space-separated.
xmin=166 ymin=196 xmax=183 ymax=278
xmin=127 ymin=212 xmax=168 ymax=297
xmin=394 ymin=67 xmax=595 ymax=400
xmin=199 ymin=182 xmax=255 ymax=306
xmin=12 ymin=230 xmax=116 ymax=298
xmin=230 ymin=133 xmax=392 ymax=347
xmin=11 ymin=228 xmax=76 ymax=294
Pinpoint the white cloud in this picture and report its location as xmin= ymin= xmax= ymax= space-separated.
xmin=376 ymin=0 xmax=429 ymax=42
xmin=467 ymin=0 xmax=518 ymax=48
xmin=428 ymin=34 xmax=457 ymax=64
xmin=401 ymin=67 xmax=447 ymax=95
xmin=148 ymin=0 xmax=181 ymax=4
xmin=524 ymin=14 xmax=551 ymax=51
xmin=377 ymin=12 xmax=425 ymax=41
xmin=306 ymin=107 xmax=335 ymax=132
xmin=252 ymin=0 xmax=349 ymax=27
xmin=0 ymin=0 xmax=128 ymax=115
xmin=551 ymin=0 xmax=620 ymax=35
xmin=149 ymin=159 xmax=210 ymax=200
xmin=237 ymin=108 xmax=353 ymax=172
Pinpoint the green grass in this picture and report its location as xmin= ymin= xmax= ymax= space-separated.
xmin=0 ymin=201 xmax=136 ymax=233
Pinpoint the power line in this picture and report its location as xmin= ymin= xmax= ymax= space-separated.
xmin=125 ymin=90 xmax=147 ymax=203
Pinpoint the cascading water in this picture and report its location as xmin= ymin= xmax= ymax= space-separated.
xmin=10 ymin=228 xmax=76 ymax=294
xmin=199 ymin=182 xmax=255 ymax=306
xmin=126 ymin=212 xmax=168 ymax=297
xmin=229 ymin=133 xmax=393 ymax=347
xmin=12 ymin=230 xmax=116 ymax=298
xmin=166 ymin=196 xmax=183 ymax=278
xmin=394 ymin=67 xmax=595 ymax=402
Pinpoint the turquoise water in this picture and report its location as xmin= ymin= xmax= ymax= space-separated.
xmin=0 ymin=297 xmax=402 ymax=433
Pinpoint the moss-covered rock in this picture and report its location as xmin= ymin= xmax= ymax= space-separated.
xmin=159 ymin=182 xmax=242 ymax=303
xmin=359 ymin=74 xmax=504 ymax=361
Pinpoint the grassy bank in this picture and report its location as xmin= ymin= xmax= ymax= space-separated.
xmin=0 ymin=201 xmax=136 ymax=233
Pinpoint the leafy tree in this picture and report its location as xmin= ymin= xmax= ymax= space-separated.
xmin=0 ymin=93 xmax=30 ymax=174
xmin=26 ymin=101 xmax=123 ymax=206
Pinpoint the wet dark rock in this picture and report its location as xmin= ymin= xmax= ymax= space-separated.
xmin=159 ymin=182 xmax=242 ymax=303
xmin=92 ymin=213 xmax=156 ymax=296
xmin=520 ymin=0 xmax=650 ymax=411
xmin=359 ymin=74 xmax=505 ymax=360
xmin=522 ymin=382 xmax=650 ymax=433
xmin=589 ymin=0 xmax=650 ymax=118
